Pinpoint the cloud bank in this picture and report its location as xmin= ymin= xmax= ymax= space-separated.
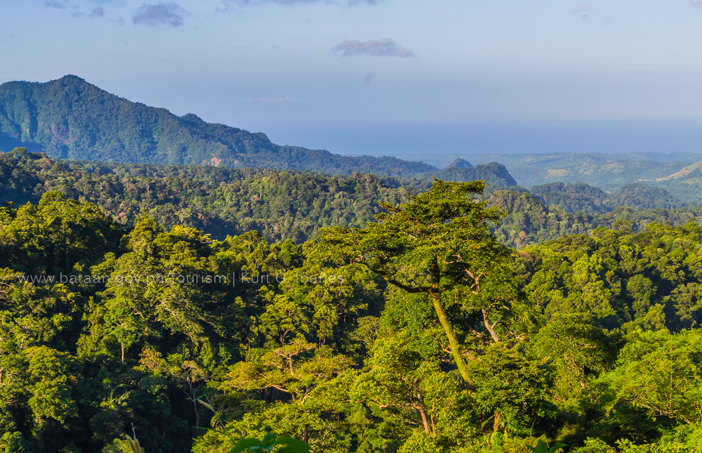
xmin=332 ymin=39 xmax=415 ymax=58
xmin=133 ymin=2 xmax=187 ymax=27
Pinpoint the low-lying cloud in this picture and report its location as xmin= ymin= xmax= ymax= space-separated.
xmin=332 ymin=39 xmax=415 ymax=58
xmin=133 ymin=2 xmax=187 ymax=27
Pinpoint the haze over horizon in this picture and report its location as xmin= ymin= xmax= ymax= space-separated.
xmin=2 ymin=0 xmax=702 ymax=156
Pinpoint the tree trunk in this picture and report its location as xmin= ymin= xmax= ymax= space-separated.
xmin=418 ymin=405 xmax=432 ymax=435
xmin=430 ymin=288 xmax=474 ymax=389
xmin=192 ymin=392 xmax=200 ymax=428
xmin=415 ymin=389 xmax=434 ymax=435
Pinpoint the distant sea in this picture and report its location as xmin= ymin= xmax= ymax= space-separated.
xmin=263 ymin=119 xmax=702 ymax=167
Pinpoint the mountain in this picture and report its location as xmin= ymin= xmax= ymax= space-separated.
xmin=530 ymin=181 xmax=685 ymax=214
xmin=0 ymin=75 xmax=515 ymax=186
xmin=530 ymin=182 xmax=609 ymax=213
xmin=0 ymin=149 xmax=522 ymax=244
xmin=446 ymin=157 xmax=472 ymax=168
xmin=608 ymin=182 xmax=685 ymax=210
xmin=0 ymin=149 xmax=694 ymax=249
xmin=428 ymin=161 xmax=517 ymax=187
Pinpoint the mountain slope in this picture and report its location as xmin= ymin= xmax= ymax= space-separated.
xmin=530 ymin=181 xmax=685 ymax=214
xmin=0 ymin=149 xmax=694 ymax=248
xmin=653 ymin=161 xmax=702 ymax=181
xmin=429 ymin=161 xmax=517 ymax=187
xmin=646 ymin=162 xmax=702 ymax=204
xmin=0 ymin=75 xmax=441 ymax=177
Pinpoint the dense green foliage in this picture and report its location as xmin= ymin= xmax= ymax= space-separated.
xmin=2 ymin=180 xmax=702 ymax=452
xmin=530 ymin=182 xmax=685 ymax=214
xmin=2 ymin=149 xmax=699 ymax=253
xmin=530 ymin=182 xmax=610 ymax=214
xmin=424 ymin=162 xmax=517 ymax=187
xmin=0 ymin=148 xmax=416 ymax=243
xmin=490 ymin=189 xmax=702 ymax=249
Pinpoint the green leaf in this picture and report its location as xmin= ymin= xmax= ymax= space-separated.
xmin=549 ymin=443 xmax=567 ymax=453
xmin=230 ymin=439 xmax=264 ymax=453
xmin=260 ymin=433 xmax=277 ymax=446
xmin=274 ymin=437 xmax=312 ymax=453
xmin=527 ymin=440 xmax=549 ymax=453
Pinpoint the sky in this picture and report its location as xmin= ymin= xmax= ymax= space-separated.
xmin=2 ymin=0 xmax=702 ymax=155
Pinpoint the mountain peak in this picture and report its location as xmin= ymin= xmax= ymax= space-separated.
xmin=0 ymin=75 xmax=518 ymax=184
xmin=0 ymin=75 xmax=440 ymax=176
xmin=58 ymin=74 xmax=87 ymax=83
xmin=447 ymin=158 xmax=472 ymax=169
xmin=180 ymin=113 xmax=205 ymax=124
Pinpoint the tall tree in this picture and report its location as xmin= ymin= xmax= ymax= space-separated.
xmin=313 ymin=179 xmax=516 ymax=387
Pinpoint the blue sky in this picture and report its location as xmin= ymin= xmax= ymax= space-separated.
xmin=2 ymin=0 xmax=702 ymax=154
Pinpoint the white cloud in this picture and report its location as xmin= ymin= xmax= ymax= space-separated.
xmin=133 ymin=2 xmax=188 ymax=27
xmin=332 ymin=39 xmax=415 ymax=58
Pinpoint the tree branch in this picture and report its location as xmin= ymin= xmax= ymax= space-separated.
xmin=482 ymin=308 xmax=501 ymax=343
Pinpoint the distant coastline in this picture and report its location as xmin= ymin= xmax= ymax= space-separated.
xmin=264 ymin=119 xmax=702 ymax=166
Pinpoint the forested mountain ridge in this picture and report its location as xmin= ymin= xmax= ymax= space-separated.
xmin=0 ymin=148 xmax=415 ymax=243
xmin=0 ymin=149 xmax=699 ymax=250
xmin=530 ymin=181 xmax=686 ymax=214
xmin=424 ymin=161 xmax=517 ymax=187
xmin=0 ymin=75 xmax=513 ymax=184
xmin=491 ymin=188 xmax=702 ymax=248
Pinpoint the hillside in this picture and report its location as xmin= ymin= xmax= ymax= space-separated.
xmin=0 ymin=76 xmax=518 ymax=186
xmin=654 ymin=161 xmax=702 ymax=181
xmin=639 ymin=161 xmax=702 ymax=204
xmin=1 ymin=149 xmax=698 ymax=250
xmin=425 ymin=161 xmax=517 ymax=187
xmin=458 ymin=152 xmax=694 ymax=189
xmin=0 ymin=148 xmax=418 ymax=243
xmin=490 ymin=189 xmax=702 ymax=248
xmin=530 ymin=181 xmax=685 ymax=214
